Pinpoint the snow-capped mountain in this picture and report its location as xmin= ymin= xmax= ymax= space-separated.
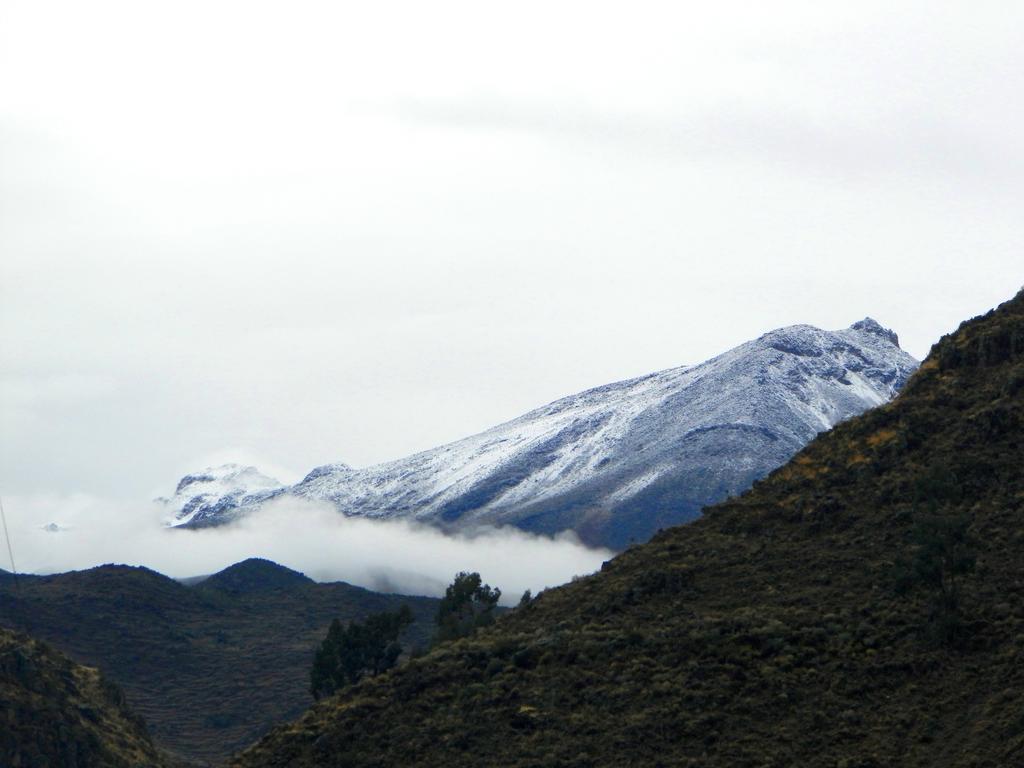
xmin=160 ymin=464 xmax=286 ymax=526
xmin=163 ymin=318 xmax=918 ymax=548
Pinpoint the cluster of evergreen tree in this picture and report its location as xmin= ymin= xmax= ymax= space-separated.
xmin=310 ymin=571 xmax=503 ymax=700
xmin=434 ymin=571 xmax=501 ymax=643
xmin=309 ymin=605 xmax=413 ymax=700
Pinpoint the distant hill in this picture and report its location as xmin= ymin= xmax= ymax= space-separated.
xmin=0 ymin=626 xmax=168 ymax=767
xmin=0 ymin=561 xmax=440 ymax=765
xmin=164 ymin=318 xmax=917 ymax=548
xmin=197 ymin=557 xmax=313 ymax=593
xmin=230 ymin=291 xmax=1024 ymax=768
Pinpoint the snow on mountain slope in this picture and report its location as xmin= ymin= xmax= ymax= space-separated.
xmin=163 ymin=319 xmax=918 ymax=548
xmin=159 ymin=464 xmax=286 ymax=526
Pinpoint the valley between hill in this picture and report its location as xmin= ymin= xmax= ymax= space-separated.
xmin=0 ymin=559 xmax=439 ymax=765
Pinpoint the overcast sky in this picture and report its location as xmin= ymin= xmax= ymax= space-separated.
xmin=2 ymin=1 xmax=1022 ymax=502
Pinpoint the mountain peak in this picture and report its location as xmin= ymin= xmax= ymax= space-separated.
xmin=174 ymin=464 xmax=280 ymax=495
xmin=168 ymin=319 xmax=917 ymax=547
xmin=199 ymin=558 xmax=313 ymax=593
xmin=162 ymin=465 xmax=287 ymax=527
xmin=849 ymin=317 xmax=900 ymax=347
xmin=302 ymin=463 xmax=353 ymax=483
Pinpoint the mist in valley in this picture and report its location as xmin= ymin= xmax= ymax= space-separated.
xmin=3 ymin=492 xmax=613 ymax=604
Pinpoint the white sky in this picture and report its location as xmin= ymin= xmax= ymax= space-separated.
xmin=2 ymin=1 xmax=1023 ymax=500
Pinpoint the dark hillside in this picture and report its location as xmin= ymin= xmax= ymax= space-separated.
xmin=0 ymin=567 xmax=39 ymax=585
xmin=231 ymin=289 xmax=1024 ymax=768
xmin=0 ymin=562 xmax=439 ymax=765
xmin=197 ymin=558 xmax=313 ymax=593
xmin=1 ymin=626 xmax=169 ymax=767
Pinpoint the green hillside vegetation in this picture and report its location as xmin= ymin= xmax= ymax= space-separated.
xmin=230 ymin=289 xmax=1024 ymax=768
xmin=0 ymin=559 xmax=439 ymax=765
xmin=1 ymin=626 xmax=168 ymax=767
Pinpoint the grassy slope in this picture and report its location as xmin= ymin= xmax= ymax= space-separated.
xmin=1 ymin=626 xmax=169 ymax=767
xmin=231 ymin=289 xmax=1024 ymax=768
xmin=0 ymin=561 xmax=439 ymax=765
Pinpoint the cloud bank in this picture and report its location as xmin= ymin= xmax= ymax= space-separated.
xmin=1 ymin=493 xmax=613 ymax=604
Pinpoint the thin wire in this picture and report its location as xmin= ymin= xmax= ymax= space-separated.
xmin=0 ymin=495 xmax=18 ymax=593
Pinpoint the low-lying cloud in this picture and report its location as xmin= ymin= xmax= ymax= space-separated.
xmin=2 ymin=494 xmax=614 ymax=604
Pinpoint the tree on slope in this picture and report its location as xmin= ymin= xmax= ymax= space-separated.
xmin=435 ymin=571 xmax=501 ymax=644
xmin=310 ymin=605 xmax=414 ymax=699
